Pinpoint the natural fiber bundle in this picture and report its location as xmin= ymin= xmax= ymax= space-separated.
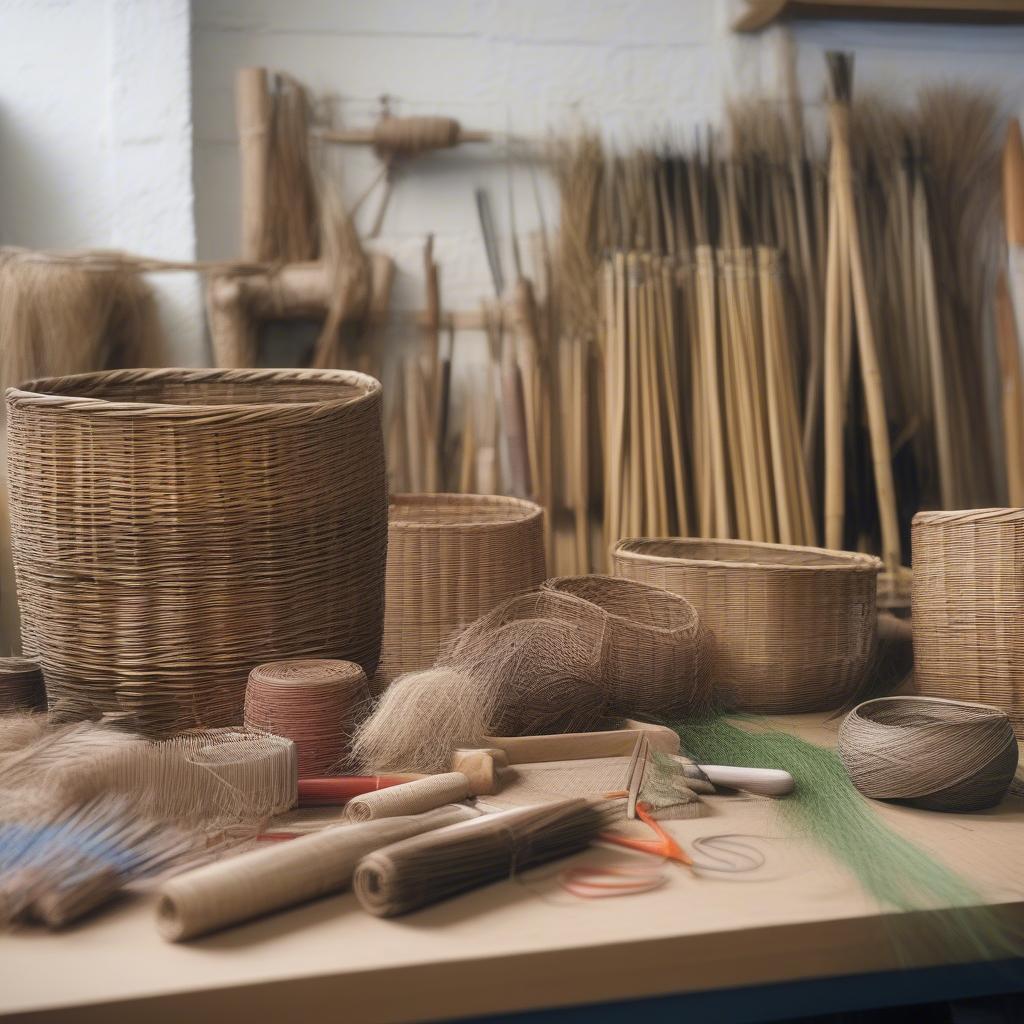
xmin=0 ymin=658 xmax=45 ymax=713
xmin=912 ymin=509 xmax=1024 ymax=737
xmin=157 ymin=804 xmax=477 ymax=941
xmin=245 ymin=659 xmax=369 ymax=776
xmin=838 ymin=696 xmax=1018 ymax=812
xmin=541 ymin=575 xmax=712 ymax=718
xmin=353 ymin=799 xmax=605 ymax=917
xmin=6 ymin=368 xmax=387 ymax=735
xmin=613 ymin=538 xmax=881 ymax=713
xmin=353 ymin=591 xmax=609 ymax=773
xmin=344 ymin=772 xmax=471 ymax=823
xmin=378 ymin=493 xmax=546 ymax=687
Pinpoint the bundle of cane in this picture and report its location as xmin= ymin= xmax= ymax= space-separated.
xmin=157 ymin=804 xmax=478 ymax=941
xmin=353 ymin=798 xmax=606 ymax=917
xmin=0 ymin=796 xmax=203 ymax=930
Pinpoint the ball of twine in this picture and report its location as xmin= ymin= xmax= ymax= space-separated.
xmin=244 ymin=659 xmax=369 ymax=777
xmin=838 ymin=696 xmax=1019 ymax=812
xmin=0 ymin=658 xmax=46 ymax=713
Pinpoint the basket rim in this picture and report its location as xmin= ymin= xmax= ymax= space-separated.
xmin=543 ymin=574 xmax=700 ymax=634
xmin=850 ymin=694 xmax=1010 ymax=721
xmin=912 ymin=507 xmax=1024 ymax=526
xmin=389 ymin=492 xmax=543 ymax=531
xmin=613 ymin=536 xmax=882 ymax=573
xmin=5 ymin=367 xmax=381 ymax=419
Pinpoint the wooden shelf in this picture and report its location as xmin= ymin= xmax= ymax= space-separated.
xmin=734 ymin=0 xmax=1024 ymax=32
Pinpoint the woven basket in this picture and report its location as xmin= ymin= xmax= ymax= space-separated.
xmin=912 ymin=509 xmax=1024 ymax=737
xmin=541 ymin=575 xmax=711 ymax=718
xmin=6 ymin=368 xmax=387 ymax=735
xmin=378 ymin=493 xmax=545 ymax=687
xmin=612 ymin=538 xmax=881 ymax=713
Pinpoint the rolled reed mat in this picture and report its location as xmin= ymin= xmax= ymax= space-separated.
xmin=838 ymin=696 xmax=1019 ymax=812
xmin=353 ymin=799 xmax=606 ymax=917
xmin=157 ymin=804 xmax=478 ymax=941
xmin=0 ymin=658 xmax=45 ymax=713
xmin=245 ymin=659 xmax=369 ymax=776
xmin=345 ymin=772 xmax=472 ymax=823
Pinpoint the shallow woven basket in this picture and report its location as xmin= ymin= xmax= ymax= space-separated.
xmin=612 ymin=538 xmax=881 ymax=713
xmin=6 ymin=368 xmax=387 ymax=736
xmin=541 ymin=575 xmax=712 ymax=718
xmin=378 ymin=493 xmax=545 ymax=687
xmin=912 ymin=509 xmax=1024 ymax=738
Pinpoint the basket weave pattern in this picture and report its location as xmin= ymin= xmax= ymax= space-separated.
xmin=378 ymin=493 xmax=545 ymax=686
xmin=541 ymin=574 xmax=711 ymax=718
xmin=6 ymin=368 xmax=387 ymax=735
xmin=912 ymin=508 xmax=1024 ymax=737
xmin=612 ymin=538 xmax=880 ymax=713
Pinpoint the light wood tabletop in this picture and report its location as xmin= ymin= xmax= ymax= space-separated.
xmin=1 ymin=714 xmax=1022 ymax=1023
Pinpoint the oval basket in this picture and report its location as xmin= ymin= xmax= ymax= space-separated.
xmin=541 ymin=574 xmax=711 ymax=718
xmin=5 ymin=367 xmax=387 ymax=735
xmin=912 ymin=508 xmax=1024 ymax=738
xmin=378 ymin=493 xmax=545 ymax=687
xmin=611 ymin=538 xmax=881 ymax=713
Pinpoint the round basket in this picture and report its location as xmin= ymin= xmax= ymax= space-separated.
xmin=912 ymin=508 xmax=1024 ymax=737
xmin=541 ymin=575 xmax=711 ymax=718
xmin=5 ymin=368 xmax=387 ymax=735
xmin=611 ymin=538 xmax=881 ymax=713
xmin=378 ymin=493 xmax=545 ymax=687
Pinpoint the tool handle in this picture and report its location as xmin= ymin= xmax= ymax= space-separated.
xmin=701 ymin=765 xmax=794 ymax=796
xmin=296 ymin=775 xmax=422 ymax=807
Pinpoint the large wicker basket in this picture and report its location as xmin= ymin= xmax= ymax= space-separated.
xmin=612 ymin=538 xmax=881 ymax=713
xmin=378 ymin=493 xmax=545 ymax=687
xmin=6 ymin=368 xmax=387 ymax=735
xmin=912 ymin=509 xmax=1024 ymax=737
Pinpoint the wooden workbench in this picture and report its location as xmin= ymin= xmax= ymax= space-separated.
xmin=1 ymin=714 xmax=1022 ymax=1023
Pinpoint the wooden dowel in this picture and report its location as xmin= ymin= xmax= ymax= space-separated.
xmin=236 ymin=68 xmax=271 ymax=262
xmin=823 ymin=160 xmax=845 ymax=551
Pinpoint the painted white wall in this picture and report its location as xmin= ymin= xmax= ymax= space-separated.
xmin=0 ymin=0 xmax=201 ymax=364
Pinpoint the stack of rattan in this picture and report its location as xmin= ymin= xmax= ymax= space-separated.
xmin=377 ymin=493 xmax=545 ymax=688
xmin=541 ymin=575 xmax=712 ymax=718
xmin=245 ymin=659 xmax=369 ymax=776
xmin=0 ymin=657 xmax=46 ymax=712
xmin=5 ymin=368 xmax=387 ymax=736
xmin=612 ymin=538 xmax=881 ymax=713
xmin=912 ymin=509 xmax=1024 ymax=737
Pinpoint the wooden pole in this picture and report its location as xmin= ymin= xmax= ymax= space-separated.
xmin=236 ymin=68 xmax=271 ymax=262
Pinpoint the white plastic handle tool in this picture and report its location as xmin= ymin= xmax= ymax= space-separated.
xmin=700 ymin=764 xmax=795 ymax=797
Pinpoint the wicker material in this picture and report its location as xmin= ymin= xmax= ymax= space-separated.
xmin=612 ymin=538 xmax=881 ymax=713
xmin=912 ymin=508 xmax=1024 ymax=737
xmin=541 ymin=575 xmax=712 ymax=718
xmin=6 ymin=368 xmax=387 ymax=736
xmin=378 ymin=493 xmax=545 ymax=687
xmin=0 ymin=657 xmax=46 ymax=713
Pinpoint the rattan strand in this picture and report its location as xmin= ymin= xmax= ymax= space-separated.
xmin=912 ymin=508 xmax=1024 ymax=738
xmin=0 ymin=657 xmax=45 ymax=713
xmin=541 ymin=575 xmax=713 ymax=718
xmin=245 ymin=659 xmax=369 ymax=777
xmin=612 ymin=538 xmax=881 ymax=713
xmin=838 ymin=696 xmax=1019 ymax=811
xmin=378 ymin=493 xmax=546 ymax=688
xmin=5 ymin=368 xmax=387 ymax=736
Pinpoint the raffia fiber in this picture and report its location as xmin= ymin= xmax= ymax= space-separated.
xmin=5 ymin=368 xmax=387 ymax=736
xmin=612 ymin=538 xmax=880 ymax=713
xmin=353 ymin=591 xmax=610 ymax=773
xmin=839 ymin=696 xmax=1018 ymax=812
xmin=245 ymin=659 xmax=370 ymax=777
xmin=912 ymin=509 xmax=1024 ymax=738
xmin=344 ymin=772 xmax=471 ymax=822
xmin=541 ymin=575 xmax=713 ymax=718
xmin=0 ymin=658 xmax=45 ymax=713
xmin=378 ymin=493 xmax=546 ymax=688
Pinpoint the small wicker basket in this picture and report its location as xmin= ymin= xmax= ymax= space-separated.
xmin=912 ymin=508 xmax=1024 ymax=737
xmin=378 ymin=493 xmax=546 ymax=687
xmin=6 ymin=368 xmax=387 ymax=735
xmin=612 ymin=538 xmax=881 ymax=713
xmin=541 ymin=575 xmax=711 ymax=718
